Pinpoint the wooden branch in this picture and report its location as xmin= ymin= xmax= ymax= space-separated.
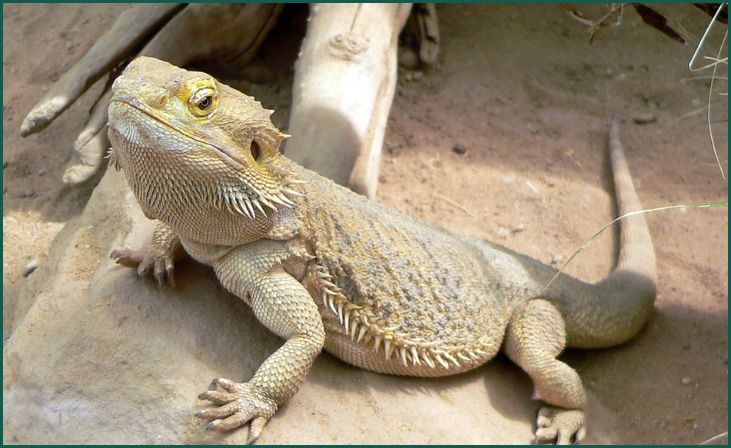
xmin=20 ymin=4 xmax=185 ymax=136
xmin=286 ymin=3 xmax=412 ymax=199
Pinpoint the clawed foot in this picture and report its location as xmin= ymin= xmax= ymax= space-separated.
xmin=196 ymin=377 xmax=277 ymax=444
xmin=110 ymin=246 xmax=176 ymax=288
xmin=534 ymin=407 xmax=585 ymax=445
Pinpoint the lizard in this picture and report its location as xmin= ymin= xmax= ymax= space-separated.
xmin=107 ymin=56 xmax=657 ymax=444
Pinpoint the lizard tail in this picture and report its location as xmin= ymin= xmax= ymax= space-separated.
xmin=607 ymin=113 xmax=657 ymax=284
xmin=557 ymin=114 xmax=657 ymax=349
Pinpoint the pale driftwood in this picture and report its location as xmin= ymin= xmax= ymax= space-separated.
xmin=50 ymin=4 xmax=283 ymax=185
xmin=63 ymin=89 xmax=112 ymax=184
xmin=286 ymin=3 xmax=412 ymax=199
xmin=20 ymin=4 xmax=185 ymax=137
xmin=137 ymin=4 xmax=283 ymax=70
xmin=414 ymin=3 xmax=440 ymax=65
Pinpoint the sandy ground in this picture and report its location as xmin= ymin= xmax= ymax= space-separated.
xmin=3 ymin=3 xmax=728 ymax=444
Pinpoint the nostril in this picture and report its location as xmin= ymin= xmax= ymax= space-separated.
xmin=156 ymin=94 xmax=168 ymax=108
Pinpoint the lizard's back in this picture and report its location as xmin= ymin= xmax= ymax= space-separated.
xmin=289 ymin=161 xmax=513 ymax=376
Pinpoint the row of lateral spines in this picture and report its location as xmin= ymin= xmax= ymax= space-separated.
xmin=314 ymin=263 xmax=488 ymax=370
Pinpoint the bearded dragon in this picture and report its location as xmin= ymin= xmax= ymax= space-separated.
xmin=108 ymin=56 xmax=656 ymax=444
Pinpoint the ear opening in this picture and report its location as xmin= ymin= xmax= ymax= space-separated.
xmin=250 ymin=140 xmax=261 ymax=161
xmin=254 ymin=125 xmax=290 ymax=158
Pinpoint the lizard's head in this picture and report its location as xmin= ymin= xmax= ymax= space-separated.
xmin=107 ymin=56 xmax=298 ymax=221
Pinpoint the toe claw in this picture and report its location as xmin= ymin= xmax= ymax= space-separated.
xmin=165 ymin=263 xmax=176 ymax=287
xmin=137 ymin=259 xmax=153 ymax=277
xmin=111 ymin=247 xmax=144 ymax=268
xmin=213 ymin=377 xmax=236 ymax=392
xmin=535 ymin=426 xmax=557 ymax=442
xmin=247 ymin=416 xmax=268 ymax=444
xmin=154 ymin=260 xmax=165 ymax=288
xmin=537 ymin=414 xmax=552 ymax=428
xmin=575 ymin=426 xmax=586 ymax=443
xmin=556 ymin=431 xmax=572 ymax=445
xmin=198 ymin=390 xmax=236 ymax=405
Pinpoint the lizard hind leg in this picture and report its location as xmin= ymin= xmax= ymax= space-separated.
xmin=505 ymin=299 xmax=586 ymax=445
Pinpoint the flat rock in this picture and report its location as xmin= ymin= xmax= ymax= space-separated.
xmin=2 ymin=168 xmax=544 ymax=444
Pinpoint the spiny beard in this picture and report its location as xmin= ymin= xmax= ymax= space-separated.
xmin=107 ymin=145 xmax=121 ymax=171
xmin=218 ymin=174 xmax=305 ymax=220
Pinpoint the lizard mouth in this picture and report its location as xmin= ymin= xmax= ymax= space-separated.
xmin=109 ymin=96 xmax=249 ymax=170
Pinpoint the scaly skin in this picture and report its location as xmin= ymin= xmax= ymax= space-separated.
xmin=108 ymin=57 xmax=657 ymax=444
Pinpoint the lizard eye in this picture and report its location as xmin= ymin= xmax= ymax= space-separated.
xmin=189 ymin=87 xmax=218 ymax=117
xmin=197 ymin=95 xmax=211 ymax=109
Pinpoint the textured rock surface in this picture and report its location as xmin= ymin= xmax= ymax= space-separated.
xmin=3 ymin=168 xmax=544 ymax=444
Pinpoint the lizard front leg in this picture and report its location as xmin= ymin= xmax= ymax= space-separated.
xmin=111 ymin=221 xmax=183 ymax=287
xmin=196 ymin=241 xmax=325 ymax=443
